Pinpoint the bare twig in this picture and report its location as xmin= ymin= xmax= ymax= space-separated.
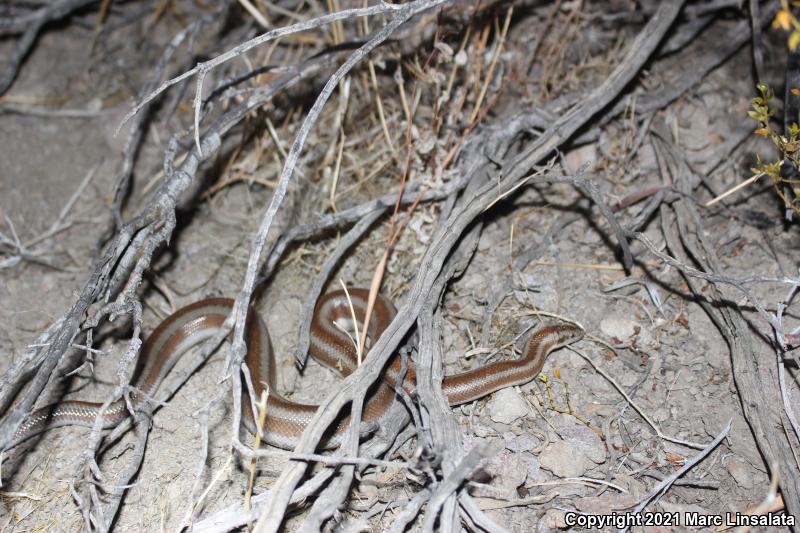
xmin=256 ymin=4 xmax=687 ymax=530
xmin=620 ymin=420 xmax=732 ymax=533
xmin=0 ymin=0 xmax=97 ymax=95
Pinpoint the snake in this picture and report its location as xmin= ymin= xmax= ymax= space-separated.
xmin=10 ymin=288 xmax=584 ymax=450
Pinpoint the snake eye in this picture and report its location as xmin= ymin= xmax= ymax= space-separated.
xmin=564 ymin=324 xmax=584 ymax=340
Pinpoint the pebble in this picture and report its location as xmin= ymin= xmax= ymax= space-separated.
xmin=356 ymin=477 xmax=379 ymax=500
xmin=471 ymin=422 xmax=493 ymax=438
xmin=639 ymin=143 xmax=658 ymax=172
xmin=524 ymin=453 xmax=542 ymax=483
xmin=539 ymin=440 xmax=590 ymax=477
xmin=537 ymin=509 xmax=567 ymax=531
xmin=504 ymin=432 xmax=540 ymax=453
xmin=481 ymin=450 xmax=528 ymax=495
xmin=564 ymin=143 xmax=597 ymax=174
xmin=499 ymin=434 xmax=544 ymax=483
xmin=600 ymin=316 xmax=641 ymax=342
xmin=726 ymin=456 xmax=754 ymax=489
xmin=551 ymin=414 xmax=607 ymax=464
xmin=485 ymin=388 xmax=529 ymax=425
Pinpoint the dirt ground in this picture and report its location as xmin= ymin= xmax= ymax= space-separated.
xmin=1 ymin=1 xmax=799 ymax=532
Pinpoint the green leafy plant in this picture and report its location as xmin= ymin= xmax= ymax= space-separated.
xmin=774 ymin=0 xmax=800 ymax=50
xmin=748 ymin=84 xmax=800 ymax=215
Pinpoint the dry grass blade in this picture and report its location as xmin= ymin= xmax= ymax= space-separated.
xmin=245 ymin=389 xmax=269 ymax=512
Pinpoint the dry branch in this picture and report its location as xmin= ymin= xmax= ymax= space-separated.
xmin=257 ymin=3 xmax=685 ymax=529
xmin=655 ymin=150 xmax=800 ymax=517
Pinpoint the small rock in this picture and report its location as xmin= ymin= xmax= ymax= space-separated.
xmin=564 ymin=143 xmax=597 ymax=174
xmin=356 ymin=477 xmax=379 ymax=500
xmin=551 ymin=414 xmax=606 ymax=464
xmin=485 ymin=388 xmax=529 ymax=425
xmin=600 ymin=316 xmax=641 ymax=342
xmin=639 ymin=143 xmax=658 ymax=172
xmin=499 ymin=434 xmax=542 ymax=483
xmin=537 ymin=509 xmax=567 ymax=531
xmin=471 ymin=421 xmax=493 ymax=438
xmin=726 ymin=456 xmax=754 ymax=489
xmin=504 ymin=432 xmax=540 ymax=453
xmin=480 ymin=450 xmax=528 ymax=495
xmin=523 ymin=453 xmax=541 ymax=484
xmin=539 ymin=440 xmax=589 ymax=477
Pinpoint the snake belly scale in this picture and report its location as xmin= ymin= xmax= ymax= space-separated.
xmin=10 ymin=288 xmax=583 ymax=450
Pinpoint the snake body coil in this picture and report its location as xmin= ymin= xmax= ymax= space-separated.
xmin=11 ymin=289 xmax=583 ymax=449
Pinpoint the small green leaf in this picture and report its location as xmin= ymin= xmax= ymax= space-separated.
xmin=790 ymin=31 xmax=800 ymax=51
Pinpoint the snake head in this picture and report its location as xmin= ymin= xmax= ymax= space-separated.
xmin=527 ymin=322 xmax=585 ymax=353
xmin=552 ymin=322 xmax=585 ymax=346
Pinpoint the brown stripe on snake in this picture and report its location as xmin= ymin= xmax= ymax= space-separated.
xmin=9 ymin=289 xmax=583 ymax=450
